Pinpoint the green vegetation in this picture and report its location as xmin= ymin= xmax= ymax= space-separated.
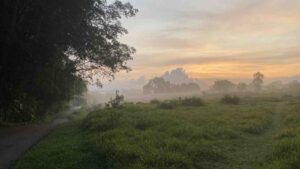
xmin=181 ymin=97 xmax=205 ymax=107
xmin=257 ymin=100 xmax=300 ymax=169
xmin=15 ymin=97 xmax=300 ymax=169
xmin=156 ymin=97 xmax=204 ymax=109
xmin=14 ymin=122 xmax=105 ymax=169
xmin=105 ymin=91 xmax=125 ymax=108
xmin=221 ymin=96 xmax=240 ymax=105
xmin=157 ymin=101 xmax=176 ymax=109
xmin=150 ymin=99 xmax=161 ymax=104
xmin=143 ymin=76 xmax=200 ymax=95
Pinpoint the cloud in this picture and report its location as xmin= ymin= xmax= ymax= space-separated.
xmin=119 ymin=0 xmax=300 ymax=79
xmin=162 ymin=51 xmax=300 ymax=66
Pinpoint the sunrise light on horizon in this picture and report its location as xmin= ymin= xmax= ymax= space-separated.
xmin=117 ymin=0 xmax=300 ymax=80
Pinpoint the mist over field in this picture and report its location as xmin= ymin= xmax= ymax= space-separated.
xmin=86 ymin=67 xmax=300 ymax=106
xmin=2 ymin=0 xmax=300 ymax=169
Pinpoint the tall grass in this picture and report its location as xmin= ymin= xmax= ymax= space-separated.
xmin=14 ymin=97 xmax=300 ymax=169
xmin=81 ymin=100 xmax=275 ymax=169
xmin=257 ymin=100 xmax=300 ymax=169
xmin=156 ymin=97 xmax=205 ymax=109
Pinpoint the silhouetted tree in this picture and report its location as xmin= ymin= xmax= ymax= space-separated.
xmin=143 ymin=78 xmax=170 ymax=94
xmin=162 ymin=68 xmax=190 ymax=84
xmin=237 ymin=82 xmax=248 ymax=92
xmin=267 ymin=80 xmax=283 ymax=92
xmin=285 ymin=80 xmax=300 ymax=94
xmin=0 ymin=0 xmax=137 ymax=122
xmin=143 ymin=77 xmax=200 ymax=94
xmin=186 ymin=82 xmax=201 ymax=92
xmin=212 ymin=80 xmax=235 ymax=93
xmin=106 ymin=90 xmax=124 ymax=108
xmin=252 ymin=72 xmax=264 ymax=91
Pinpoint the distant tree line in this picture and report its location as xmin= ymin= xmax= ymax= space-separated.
xmin=211 ymin=72 xmax=264 ymax=93
xmin=211 ymin=72 xmax=300 ymax=94
xmin=143 ymin=77 xmax=200 ymax=95
xmin=0 ymin=0 xmax=137 ymax=122
xmin=284 ymin=80 xmax=300 ymax=94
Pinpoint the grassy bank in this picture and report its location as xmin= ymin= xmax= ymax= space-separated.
xmin=14 ymin=97 xmax=300 ymax=169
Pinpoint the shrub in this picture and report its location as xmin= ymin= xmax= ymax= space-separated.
xmin=158 ymin=102 xmax=175 ymax=109
xmin=106 ymin=90 xmax=124 ymax=108
xmin=181 ymin=97 xmax=205 ymax=107
xmin=169 ymin=99 xmax=181 ymax=105
xmin=150 ymin=99 xmax=160 ymax=104
xmin=221 ymin=96 xmax=240 ymax=105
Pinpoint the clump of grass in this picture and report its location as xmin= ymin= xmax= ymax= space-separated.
xmin=274 ymin=128 xmax=300 ymax=139
xmin=257 ymin=138 xmax=300 ymax=169
xmin=181 ymin=97 xmax=205 ymax=107
xmin=221 ymin=96 xmax=240 ymax=105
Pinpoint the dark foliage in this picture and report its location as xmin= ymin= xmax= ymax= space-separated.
xmin=157 ymin=102 xmax=176 ymax=109
xmin=212 ymin=80 xmax=235 ymax=93
xmin=143 ymin=77 xmax=200 ymax=95
xmin=221 ymin=96 xmax=240 ymax=105
xmin=150 ymin=99 xmax=160 ymax=104
xmin=181 ymin=97 xmax=205 ymax=107
xmin=157 ymin=97 xmax=204 ymax=109
xmin=0 ymin=0 xmax=137 ymax=122
xmin=105 ymin=90 xmax=124 ymax=108
xmin=251 ymin=72 xmax=264 ymax=91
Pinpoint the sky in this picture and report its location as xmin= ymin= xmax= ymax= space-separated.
xmin=114 ymin=0 xmax=300 ymax=81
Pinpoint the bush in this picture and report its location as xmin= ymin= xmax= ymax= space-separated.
xmin=181 ymin=97 xmax=205 ymax=107
xmin=150 ymin=99 xmax=160 ymax=104
xmin=158 ymin=102 xmax=176 ymax=109
xmin=221 ymin=96 xmax=240 ymax=105
xmin=169 ymin=99 xmax=181 ymax=105
xmin=157 ymin=97 xmax=205 ymax=109
xmin=105 ymin=90 xmax=124 ymax=108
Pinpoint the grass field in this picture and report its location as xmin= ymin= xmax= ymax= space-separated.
xmin=14 ymin=96 xmax=300 ymax=169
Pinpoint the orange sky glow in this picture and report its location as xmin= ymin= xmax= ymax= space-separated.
xmin=114 ymin=0 xmax=300 ymax=81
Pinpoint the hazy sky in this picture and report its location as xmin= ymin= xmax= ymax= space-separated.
xmin=116 ymin=0 xmax=300 ymax=80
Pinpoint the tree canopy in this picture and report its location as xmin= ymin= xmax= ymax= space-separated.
xmin=143 ymin=77 xmax=200 ymax=95
xmin=251 ymin=72 xmax=264 ymax=91
xmin=212 ymin=80 xmax=235 ymax=93
xmin=0 ymin=0 xmax=137 ymax=122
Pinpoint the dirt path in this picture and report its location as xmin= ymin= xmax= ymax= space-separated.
xmin=0 ymin=124 xmax=55 ymax=169
xmin=0 ymin=107 xmax=80 ymax=169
